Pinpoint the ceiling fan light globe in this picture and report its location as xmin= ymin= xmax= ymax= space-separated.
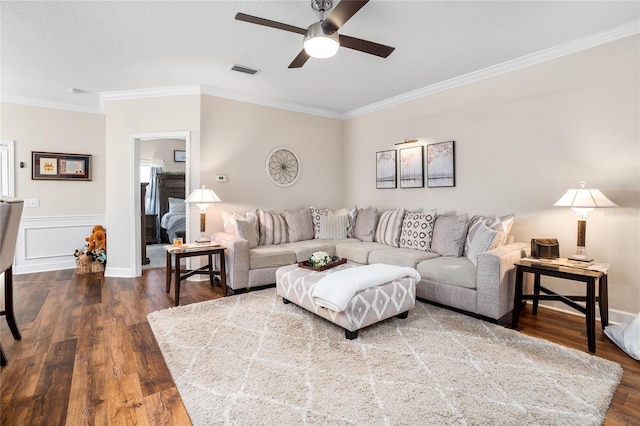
xmin=303 ymin=21 xmax=339 ymax=58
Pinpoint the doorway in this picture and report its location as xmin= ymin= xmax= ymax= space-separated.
xmin=0 ymin=140 xmax=16 ymax=197
xmin=131 ymin=131 xmax=191 ymax=277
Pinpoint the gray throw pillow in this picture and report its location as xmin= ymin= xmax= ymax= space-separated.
xmin=431 ymin=214 xmax=469 ymax=257
xmin=353 ymin=207 xmax=378 ymax=242
xmin=285 ymin=208 xmax=314 ymax=242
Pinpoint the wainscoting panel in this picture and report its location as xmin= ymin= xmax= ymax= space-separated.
xmin=14 ymin=215 xmax=106 ymax=274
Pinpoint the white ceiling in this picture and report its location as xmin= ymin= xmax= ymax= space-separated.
xmin=1 ymin=1 xmax=638 ymax=117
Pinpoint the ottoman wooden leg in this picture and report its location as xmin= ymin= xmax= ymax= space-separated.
xmin=282 ymin=298 xmax=291 ymax=304
xmin=345 ymin=330 xmax=358 ymax=340
xmin=397 ymin=311 xmax=409 ymax=319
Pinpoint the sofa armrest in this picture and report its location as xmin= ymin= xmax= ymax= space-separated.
xmin=476 ymin=242 xmax=530 ymax=321
xmin=211 ymin=232 xmax=249 ymax=290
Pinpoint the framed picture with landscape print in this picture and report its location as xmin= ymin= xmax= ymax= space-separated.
xmin=399 ymin=146 xmax=424 ymax=188
xmin=32 ymin=151 xmax=91 ymax=181
xmin=427 ymin=141 xmax=455 ymax=187
xmin=376 ymin=150 xmax=396 ymax=189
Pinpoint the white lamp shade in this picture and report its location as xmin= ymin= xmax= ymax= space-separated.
xmin=303 ymin=22 xmax=339 ymax=58
xmin=186 ymin=186 xmax=221 ymax=204
xmin=553 ymin=182 xmax=617 ymax=208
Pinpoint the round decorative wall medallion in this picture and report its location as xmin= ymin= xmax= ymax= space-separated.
xmin=265 ymin=148 xmax=300 ymax=187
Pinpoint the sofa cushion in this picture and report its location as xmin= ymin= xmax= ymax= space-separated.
xmin=258 ymin=210 xmax=288 ymax=245
xmin=236 ymin=218 xmax=259 ymax=248
xmin=279 ymin=240 xmax=339 ymax=262
xmin=222 ymin=210 xmax=259 ymax=236
xmin=375 ymin=208 xmax=405 ymax=247
xmin=399 ymin=210 xmax=437 ymax=251
xmin=431 ymin=214 xmax=469 ymax=257
xmin=318 ymin=215 xmax=347 ymax=240
xmin=353 ymin=207 xmax=378 ymax=242
xmin=464 ymin=214 xmax=515 ymax=256
xmin=285 ymin=208 xmax=314 ymax=243
xmin=335 ymin=241 xmax=389 ymax=264
xmin=466 ymin=224 xmax=498 ymax=266
xmin=369 ymin=248 xmax=440 ymax=268
xmin=416 ymin=256 xmax=477 ymax=289
xmin=249 ymin=245 xmax=296 ymax=269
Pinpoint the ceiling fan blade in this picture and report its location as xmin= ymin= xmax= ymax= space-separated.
xmin=339 ymin=34 xmax=395 ymax=58
xmin=235 ymin=12 xmax=306 ymax=35
xmin=323 ymin=0 xmax=369 ymax=32
xmin=288 ymin=50 xmax=311 ymax=68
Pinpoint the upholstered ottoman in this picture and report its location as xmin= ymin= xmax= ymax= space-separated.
xmin=276 ymin=262 xmax=418 ymax=339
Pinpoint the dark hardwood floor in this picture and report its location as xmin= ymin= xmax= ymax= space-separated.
xmin=1 ymin=268 xmax=638 ymax=425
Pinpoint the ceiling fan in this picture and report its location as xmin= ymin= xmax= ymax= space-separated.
xmin=235 ymin=0 xmax=395 ymax=68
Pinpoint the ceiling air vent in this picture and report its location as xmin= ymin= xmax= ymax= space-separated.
xmin=230 ymin=64 xmax=260 ymax=75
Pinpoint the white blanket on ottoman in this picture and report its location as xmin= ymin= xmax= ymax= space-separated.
xmin=311 ymin=264 xmax=421 ymax=312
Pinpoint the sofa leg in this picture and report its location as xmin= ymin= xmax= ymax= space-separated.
xmin=396 ymin=311 xmax=408 ymax=319
xmin=282 ymin=298 xmax=291 ymax=304
xmin=345 ymin=329 xmax=358 ymax=340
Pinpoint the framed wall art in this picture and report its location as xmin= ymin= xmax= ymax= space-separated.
xmin=376 ymin=150 xmax=396 ymax=189
xmin=174 ymin=150 xmax=186 ymax=162
xmin=32 ymin=152 xmax=91 ymax=181
xmin=427 ymin=141 xmax=455 ymax=187
xmin=399 ymin=145 xmax=424 ymax=188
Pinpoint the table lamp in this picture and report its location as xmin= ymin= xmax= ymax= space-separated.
xmin=554 ymin=181 xmax=616 ymax=262
xmin=186 ymin=185 xmax=221 ymax=243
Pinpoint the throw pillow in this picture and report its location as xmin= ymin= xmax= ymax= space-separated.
xmin=318 ymin=215 xmax=348 ymax=240
xmin=284 ymin=208 xmax=314 ymax=243
xmin=168 ymin=197 xmax=185 ymax=214
xmin=353 ymin=207 xmax=378 ymax=242
xmin=466 ymin=224 xmax=498 ymax=266
xmin=258 ymin=210 xmax=288 ymax=245
xmin=399 ymin=209 xmax=437 ymax=251
xmin=309 ymin=206 xmax=330 ymax=239
xmin=604 ymin=313 xmax=640 ymax=361
xmin=235 ymin=218 xmax=259 ymax=248
xmin=332 ymin=206 xmax=358 ymax=238
xmin=375 ymin=208 xmax=405 ymax=247
xmin=464 ymin=214 xmax=515 ymax=256
xmin=221 ymin=210 xmax=259 ymax=237
xmin=431 ymin=214 xmax=469 ymax=257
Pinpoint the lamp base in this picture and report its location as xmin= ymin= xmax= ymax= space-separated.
xmin=569 ymin=246 xmax=593 ymax=262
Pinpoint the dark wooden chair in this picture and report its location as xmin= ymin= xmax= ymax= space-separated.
xmin=0 ymin=197 xmax=24 ymax=366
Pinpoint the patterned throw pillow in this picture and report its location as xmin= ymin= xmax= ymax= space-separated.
xmin=235 ymin=218 xmax=259 ymax=248
xmin=258 ymin=210 xmax=288 ymax=245
xmin=353 ymin=207 xmax=378 ymax=242
xmin=466 ymin=224 xmax=498 ymax=266
xmin=285 ymin=208 xmax=314 ymax=242
xmin=309 ymin=206 xmax=330 ymax=239
xmin=399 ymin=210 xmax=437 ymax=251
xmin=375 ymin=208 xmax=405 ymax=247
xmin=464 ymin=214 xmax=515 ymax=256
xmin=310 ymin=206 xmax=357 ymax=239
xmin=221 ymin=210 xmax=259 ymax=236
xmin=318 ymin=215 xmax=348 ymax=240
xmin=431 ymin=214 xmax=469 ymax=257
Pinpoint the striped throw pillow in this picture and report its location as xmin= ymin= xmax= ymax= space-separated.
xmin=236 ymin=218 xmax=259 ymax=248
xmin=258 ymin=210 xmax=287 ymax=245
xmin=375 ymin=208 xmax=405 ymax=247
xmin=466 ymin=224 xmax=498 ymax=265
xmin=318 ymin=215 xmax=348 ymax=240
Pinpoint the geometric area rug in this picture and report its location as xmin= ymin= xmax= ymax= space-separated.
xmin=147 ymin=289 xmax=622 ymax=426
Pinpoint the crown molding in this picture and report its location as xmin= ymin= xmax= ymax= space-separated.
xmin=99 ymin=85 xmax=203 ymax=111
xmin=0 ymin=95 xmax=104 ymax=115
xmin=343 ymin=20 xmax=640 ymax=120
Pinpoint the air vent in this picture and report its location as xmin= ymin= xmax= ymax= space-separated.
xmin=230 ymin=64 xmax=260 ymax=75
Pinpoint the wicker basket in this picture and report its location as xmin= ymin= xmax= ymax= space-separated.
xmin=76 ymin=254 xmax=104 ymax=274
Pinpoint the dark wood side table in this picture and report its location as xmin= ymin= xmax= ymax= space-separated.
xmin=165 ymin=244 xmax=227 ymax=306
xmin=512 ymin=259 xmax=609 ymax=353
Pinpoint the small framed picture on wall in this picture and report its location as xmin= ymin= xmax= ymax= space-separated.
xmin=174 ymin=150 xmax=186 ymax=162
xmin=376 ymin=150 xmax=397 ymax=189
xmin=427 ymin=141 xmax=455 ymax=187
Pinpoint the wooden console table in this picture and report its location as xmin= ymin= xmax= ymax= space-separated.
xmin=165 ymin=244 xmax=227 ymax=306
xmin=512 ymin=259 xmax=609 ymax=353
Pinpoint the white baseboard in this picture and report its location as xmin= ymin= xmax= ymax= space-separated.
xmin=536 ymin=302 xmax=636 ymax=325
xmin=13 ymin=214 xmax=106 ymax=275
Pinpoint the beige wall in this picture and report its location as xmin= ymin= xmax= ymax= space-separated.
xmin=199 ymin=96 xmax=344 ymax=232
xmin=343 ymin=36 xmax=640 ymax=315
xmin=0 ymin=103 xmax=106 ymax=216
xmin=104 ymin=95 xmax=201 ymax=275
xmin=140 ymin=138 xmax=186 ymax=175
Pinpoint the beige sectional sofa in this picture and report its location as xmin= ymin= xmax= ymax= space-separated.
xmin=212 ymin=206 xmax=529 ymax=324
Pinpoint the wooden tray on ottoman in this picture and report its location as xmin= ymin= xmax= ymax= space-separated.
xmin=298 ymin=257 xmax=346 ymax=271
